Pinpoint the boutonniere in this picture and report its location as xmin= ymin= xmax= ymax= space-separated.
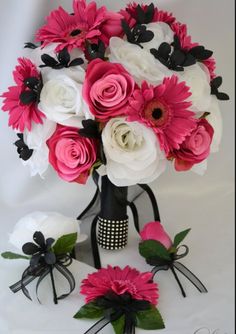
xmin=139 ymin=222 xmax=208 ymax=297
xmin=1 ymin=212 xmax=82 ymax=304
xmin=74 ymin=266 xmax=165 ymax=334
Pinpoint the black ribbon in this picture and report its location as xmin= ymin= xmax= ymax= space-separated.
xmin=151 ymin=246 xmax=208 ymax=297
xmin=77 ymin=171 xmax=161 ymax=269
xmin=9 ymin=232 xmax=75 ymax=304
xmin=84 ymin=292 xmax=150 ymax=334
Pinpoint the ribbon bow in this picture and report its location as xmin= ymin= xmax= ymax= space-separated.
xmin=83 ymin=292 xmax=151 ymax=334
xmin=9 ymin=231 xmax=75 ymax=304
xmin=151 ymin=245 xmax=208 ymax=298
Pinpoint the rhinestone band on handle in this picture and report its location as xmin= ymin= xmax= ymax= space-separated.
xmin=97 ymin=217 xmax=129 ymax=250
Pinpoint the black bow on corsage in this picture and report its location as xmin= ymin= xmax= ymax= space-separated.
xmin=139 ymin=226 xmax=208 ymax=298
xmin=1 ymin=231 xmax=77 ymax=304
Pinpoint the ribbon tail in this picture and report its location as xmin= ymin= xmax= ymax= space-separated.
xmin=174 ymin=262 xmax=208 ymax=293
xmin=35 ymin=267 xmax=51 ymax=304
xmin=128 ymin=201 xmax=140 ymax=233
xmin=54 ymin=264 xmax=76 ymax=300
xmin=10 ymin=267 xmax=36 ymax=296
xmin=151 ymin=265 xmax=169 ymax=278
xmin=84 ymin=317 xmax=110 ymax=334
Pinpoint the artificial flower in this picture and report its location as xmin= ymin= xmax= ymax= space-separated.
xmin=101 ymin=118 xmax=166 ymax=186
xmin=171 ymin=22 xmax=198 ymax=51
xmin=36 ymin=0 xmax=123 ymax=52
xmin=109 ymin=37 xmax=171 ymax=85
xmin=9 ymin=212 xmax=81 ymax=251
xmin=47 ymin=125 xmax=97 ymax=184
xmin=141 ymin=22 xmax=174 ymax=51
xmin=128 ymin=75 xmax=196 ymax=154
xmin=80 ymin=265 xmax=158 ymax=305
xmin=140 ymin=221 xmax=172 ymax=249
xmin=171 ymin=118 xmax=214 ymax=171
xmin=22 ymin=119 xmax=56 ymax=177
xmin=83 ymin=59 xmax=135 ymax=121
xmin=177 ymin=63 xmax=211 ymax=113
xmin=1 ymin=58 xmax=45 ymax=132
xmin=39 ymin=70 xmax=92 ymax=128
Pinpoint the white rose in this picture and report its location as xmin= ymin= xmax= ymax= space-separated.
xmin=23 ymin=119 xmax=56 ymax=177
xmin=9 ymin=212 xmax=86 ymax=252
xmin=101 ymin=118 xmax=166 ymax=186
xmin=177 ymin=63 xmax=211 ymax=112
xmin=206 ymin=96 xmax=223 ymax=153
xmin=109 ymin=37 xmax=171 ymax=85
xmin=142 ymin=22 xmax=174 ymax=51
xmin=39 ymin=72 xmax=93 ymax=128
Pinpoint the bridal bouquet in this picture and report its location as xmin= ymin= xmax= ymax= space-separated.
xmin=1 ymin=0 xmax=229 ymax=187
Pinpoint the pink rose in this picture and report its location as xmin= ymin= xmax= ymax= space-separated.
xmin=173 ymin=119 xmax=214 ymax=171
xmin=83 ymin=59 xmax=135 ymax=121
xmin=47 ymin=125 xmax=97 ymax=184
xmin=140 ymin=222 xmax=172 ymax=249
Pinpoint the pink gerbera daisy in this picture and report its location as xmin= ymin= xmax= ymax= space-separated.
xmin=1 ymin=58 xmax=44 ymax=132
xmin=121 ymin=2 xmax=176 ymax=28
xmin=80 ymin=265 xmax=158 ymax=305
xmin=127 ymin=76 xmax=197 ymax=154
xmin=203 ymin=57 xmax=216 ymax=80
xmin=36 ymin=0 xmax=123 ymax=52
xmin=171 ymin=22 xmax=198 ymax=50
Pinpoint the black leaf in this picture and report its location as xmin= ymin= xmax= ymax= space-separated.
xmin=150 ymin=48 xmax=159 ymax=59
xmin=121 ymin=20 xmax=133 ymax=41
xmin=46 ymin=238 xmax=55 ymax=249
xmin=172 ymin=35 xmax=181 ymax=50
xmin=136 ymin=5 xmax=146 ymax=24
xmin=137 ymin=30 xmax=154 ymax=43
xmin=216 ymin=92 xmax=230 ymax=101
xmin=20 ymin=91 xmax=38 ymax=105
xmin=170 ymin=50 xmax=186 ymax=66
xmin=158 ymin=42 xmax=171 ymax=60
xmin=15 ymin=139 xmax=26 ymax=149
xmin=24 ymin=77 xmax=40 ymax=90
xmin=24 ymin=42 xmax=37 ymax=49
xmin=20 ymin=148 xmax=34 ymax=161
xmin=86 ymin=41 xmax=106 ymax=61
xmin=30 ymin=254 xmax=42 ymax=267
xmin=190 ymin=46 xmax=213 ymax=61
xmin=145 ymin=3 xmax=155 ymax=23
xmin=79 ymin=120 xmax=100 ymax=139
xmin=45 ymin=252 xmax=57 ymax=265
xmin=183 ymin=53 xmax=196 ymax=67
xmin=211 ymin=76 xmax=223 ymax=89
xmin=69 ymin=58 xmax=84 ymax=67
xmin=22 ymin=242 xmax=40 ymax=255
xmin=33 ymin=231 xmax=46 ymax=248
xmin=58 ymin=48 xmax=70 ymax=66
xmin=41 ymin=54 xmax=59 ymax=67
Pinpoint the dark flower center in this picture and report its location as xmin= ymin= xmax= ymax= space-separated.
xmin=152 ymin=108 xmax=163 ymax=120
xmin=70 ymin=29 xmax=81 ymax=37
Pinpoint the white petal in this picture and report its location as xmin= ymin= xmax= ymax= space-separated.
xmin=207 ymin=96 xmax=223 ymax=153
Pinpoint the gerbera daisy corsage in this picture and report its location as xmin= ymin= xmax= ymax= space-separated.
xmin=139 ymin=222 xmax=208 ymax=297
xmin=74 ymin=266 xmax=165 ymax=333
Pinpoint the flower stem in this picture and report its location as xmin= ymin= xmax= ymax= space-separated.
xmin=50 ymin=266 xmax=58 ymax=304
xmin=170 ymin=266 xmax=186 ymax=298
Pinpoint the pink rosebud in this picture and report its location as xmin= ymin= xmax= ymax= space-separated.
xmin=83 ymin=59 xmax=135 ymax=121
xmin=140 ymin=222 xmax=172 ymax=249
xmin=172 ymin=119 xmax=214 ymax=171
xmin=47 ymin=125 xmax=97 ymax=184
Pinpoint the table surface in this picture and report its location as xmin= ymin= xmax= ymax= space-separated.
xmin=0 ymin=0 xmax=235 ymax=333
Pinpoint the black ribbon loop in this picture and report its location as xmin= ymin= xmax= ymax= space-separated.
xmin=10 ymin=254 xmax=75 ymax=304
xmin=152 ymin=246 xmax=207 ymax=297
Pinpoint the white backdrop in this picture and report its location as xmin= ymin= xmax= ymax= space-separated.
xmin=0 ymin=1 xmax=235 ymax=333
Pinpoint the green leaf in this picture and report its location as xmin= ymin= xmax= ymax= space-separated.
xmin=73 ymin=302 xmax=104 ymax=319
xmin=1 ymin=252 xmax=29 ymax=260
xmin=112 ymin=315 xmax=125 ymax=334
xmin=173 ymin=229 xmax=191 ymax=248
xmin=53 ymin=233 xmax=77 ymax=255
xmin=139 ymin=240 xmax=171 ymax=261
xmin=136 ymin=306 xmax=165 ymax=330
